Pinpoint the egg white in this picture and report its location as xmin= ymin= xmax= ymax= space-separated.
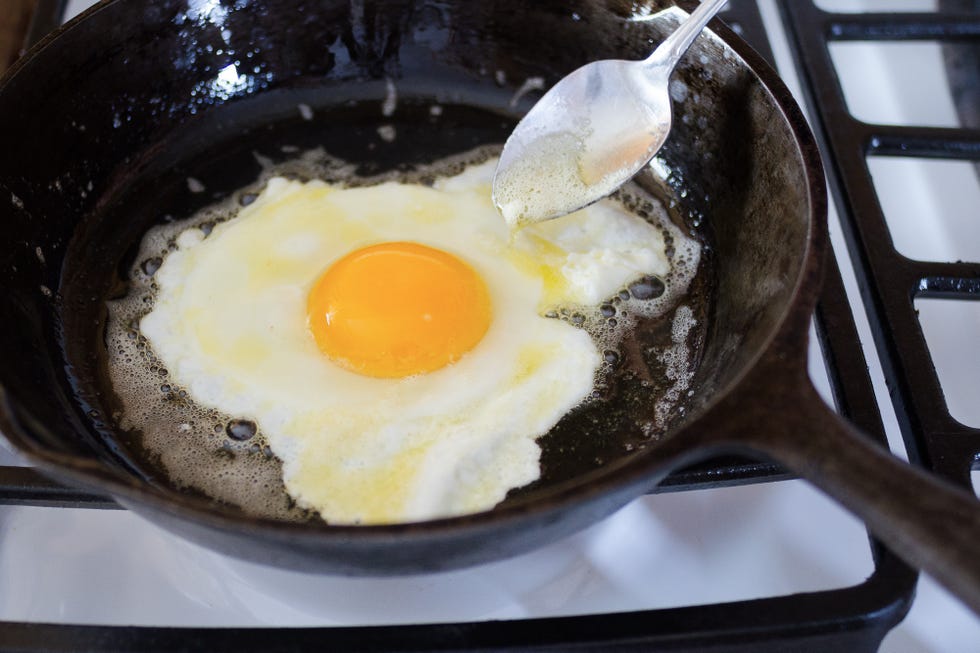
xmin=139 ymin=160 xmax=671 ymax=524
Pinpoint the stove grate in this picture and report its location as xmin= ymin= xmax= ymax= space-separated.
xmin=777 ymin=0 xmax=980 ymax=489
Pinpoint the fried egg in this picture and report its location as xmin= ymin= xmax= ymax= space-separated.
xmin=118 ymin=157 xmax=689 ymax=525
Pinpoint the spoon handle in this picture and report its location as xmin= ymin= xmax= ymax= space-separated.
xmin=645 ymin=0 xmax=729 ymax=71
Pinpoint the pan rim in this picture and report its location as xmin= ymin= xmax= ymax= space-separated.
xmin=0 ymin=0 xmax=827 ymax=547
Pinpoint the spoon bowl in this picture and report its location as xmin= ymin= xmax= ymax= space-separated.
xmin=492 ymin=0 xmax=728 ymax=224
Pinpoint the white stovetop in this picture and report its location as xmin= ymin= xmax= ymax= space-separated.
xmin=0 ymin=0 xmax=977 ymax=650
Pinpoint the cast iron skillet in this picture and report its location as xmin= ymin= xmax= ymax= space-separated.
xmin=2 ymin=0 xmax=980 ymax=612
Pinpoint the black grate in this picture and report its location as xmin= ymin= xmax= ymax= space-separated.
xmin=0 ymin=1 xmax=925 ymax=650
xmin=776 ymin=1 xmax=980 ymax=488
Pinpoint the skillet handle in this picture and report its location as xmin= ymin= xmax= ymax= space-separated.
xmin=738 ymin=376 xmax=980 ymax=615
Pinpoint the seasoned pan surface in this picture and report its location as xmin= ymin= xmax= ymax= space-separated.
xmin=0 ymin=0 xmax=820 ymax=569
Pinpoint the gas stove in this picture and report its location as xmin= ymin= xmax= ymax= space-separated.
xmin=1 ymin=1 xmax=978 ymax=651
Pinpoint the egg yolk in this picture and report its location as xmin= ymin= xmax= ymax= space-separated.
xmin=307 ymin=242 xmax=492 ymax=378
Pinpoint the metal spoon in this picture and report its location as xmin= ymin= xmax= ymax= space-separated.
xmin=492 ymin=0 xmax=728 ymax=225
